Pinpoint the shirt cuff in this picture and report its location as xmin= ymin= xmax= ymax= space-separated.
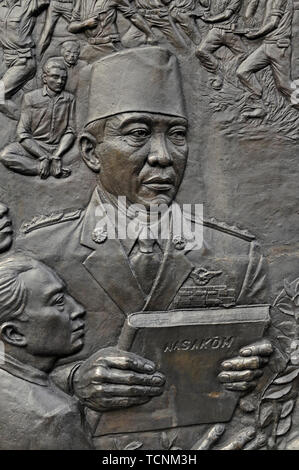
xmin=67 ymin=361 xmax=84 ymax=395
xmin=18 ymin=133 xmax=31 ymax=143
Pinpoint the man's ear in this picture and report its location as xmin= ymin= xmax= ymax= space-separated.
xmin=79 ymin=132 xmax=101 ymax=173
xmin=42 ymin=73 xmax=47 ymax=85
xmin=0 ymin=322 xmax=27 ymax=347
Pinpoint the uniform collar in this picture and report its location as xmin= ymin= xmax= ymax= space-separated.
xmin=0 ymin=352 xmax=49 ymax=387
xmin=80 ymin=186 xmax=192 ymax=255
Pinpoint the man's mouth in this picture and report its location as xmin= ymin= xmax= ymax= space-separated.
xmin=0 ymin=221 xmax=12 ymax=234
xmin=72 ymin=323 xmax=85 ymax=340
xmin=142 ymin=176 xmax=174 ymax=191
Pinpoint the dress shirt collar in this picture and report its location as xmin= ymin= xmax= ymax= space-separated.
xmin=42 ymin=85 xmax=66 ymax=101
xmin=0 ymin=351 xmax=49 ymax=387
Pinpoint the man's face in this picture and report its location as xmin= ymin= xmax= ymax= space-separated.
xmin=18 ymin=265 xmax=85 ymax=358
xmin=44 ymin=67 xmax=67 ymax=94
xmin=62 ymin=44 xmax=80 ymax=66
xmin=94 ymin=112 xmax=188 ymax=208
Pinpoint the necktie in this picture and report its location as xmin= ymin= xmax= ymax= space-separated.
xmin=129 ymin=237 xmax=162 ymax=295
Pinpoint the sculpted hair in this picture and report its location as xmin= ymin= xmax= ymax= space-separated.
xmin=61 ymin=40 xmax=81 ymax=53
xmin=0 ymin=254 xmax=39 ymax=324
xmin=43 ymin=57 xmax=67 ymax=75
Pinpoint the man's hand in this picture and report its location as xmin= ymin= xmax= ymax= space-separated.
xmin=0 ymin=203 xmax=13 ymax=253
xmin=218 ymin=340 xmax=273 ymax=392
xmin=50 ymin=158 xmax=62 ymax=177
xmin=84 ymin=17 xmax=98 ymax=29
xmin=73 ymin=347 xmax=165 ymax=412
xmin=39 ymin=158 xmax=50 ymax=179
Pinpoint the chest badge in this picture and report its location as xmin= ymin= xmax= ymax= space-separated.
xmin=190 ymin=267 xmax=222 ymax=286
xmin=92 ymin=226 xmax=108 ymax=244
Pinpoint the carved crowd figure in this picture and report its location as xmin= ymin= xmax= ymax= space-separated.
xmin=0 ymin=253 xmax=93 ymax=450
xmin=126 ymin=0 xmax=188 ymax=49
xmin=38 ymin=0 xmax=74 ymax=56
xmin=195 ymin=0 xmax=246 ymax=90
xmin=0 ymin=0 xmax=49 ymax=119
xmin=17 ymin=47 xmax=273 ymax=449
xmin=236 ymin=0 xmax=294 ymax=118
xmin=60 ymin=40 xmax=88 ymax=94
xmin=68 ymin=0 xmax=156 ymax=62
xmin=0 ymin=57 xmax=76 ymax=179
xmin=168 ymin=0 xmax=200 ymax=45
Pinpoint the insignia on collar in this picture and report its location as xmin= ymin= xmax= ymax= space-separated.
xmin=20 ymin=209 xmax=82 ymax=234
xmin=190 ymin=267 xmax=222 ymax=286
xmin=92 ymin=226 xmax=108 ymax=244
xmin=173 ymin=235 xmax=187 ymax=250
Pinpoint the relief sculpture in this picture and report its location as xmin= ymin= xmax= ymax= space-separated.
xmin=0 ymin=0 xmax=297 ymax=452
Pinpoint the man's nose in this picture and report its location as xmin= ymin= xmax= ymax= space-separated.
xmin=147 ymin=134 xmax=173 ymax=167
xmin=69 ymin=297 xmax=86 ymax=320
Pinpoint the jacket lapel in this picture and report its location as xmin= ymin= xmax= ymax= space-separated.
xmin=144 ymin=209 xmax=195 ymax=311
xmin=80 ymin=190 xmax=146 ymax=315
xmin=144 ymin=241 xmax=194 ymax=311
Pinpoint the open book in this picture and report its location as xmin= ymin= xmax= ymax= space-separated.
xmin=97 ymin=305 xmax=270 ymax=436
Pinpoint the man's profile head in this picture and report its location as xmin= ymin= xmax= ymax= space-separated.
xmin=0 ymin=254 xmax=85 ymax=368
xmin=80 ymin=47 xmax=189 ymax=208
xmin=61 ymin=40 xmax=81 ymax=67
xmin=42 ymin=57 xmax=68 ymax=95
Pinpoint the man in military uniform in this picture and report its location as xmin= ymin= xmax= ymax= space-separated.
xmin=38 ymin=0 xmax=74 ymax=56
xmin=237 ymin=0 xmax=294 ymax=118
xmin=169 ymin=0 xmax=200 ymax=45
xmin=195 ymin=0 xmax=246 ymax=90
xmin=68 ymin=0 xmax=156 ymax=62
xmin=127 ymin=0 xmax=187 ymax=49
xmin=16 ymin=47 xmax=272 ymax=449
xmin=0 ymin=0 xmax=49 ymax=119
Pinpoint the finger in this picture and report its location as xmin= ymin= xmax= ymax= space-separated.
xmin=92 ymin=367 xmax=165 ymax=387
xmin=223 ymin=381 xmax=257 ymax=392
xmin=240 ymin=340 xmax=273 ymax=357
xmin=192 ymin=424 xmax=226 ymax=450
xmin=103 ymin=354 xmax=156 ymax=374
xmin=95 ymin=396 xmax=151 ymax=410
xmin=92 ymin=384 xmax=163 ymax=398
xmin=219 ymin=427 xmax=256 ymax=450
xmin=218 ymin=370 xmax=263 ymax=383
xmin=221 ymin=356 xmax=268 ymax=371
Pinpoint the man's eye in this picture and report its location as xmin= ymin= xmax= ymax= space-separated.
xmin=54 ymin=295 xmax=65 ymax=306
xmin=128 ymin=129 xmax=150 ymax=138
xmin=168 ymin=128 xmax=187 ymax=144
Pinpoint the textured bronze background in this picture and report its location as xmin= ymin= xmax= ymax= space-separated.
xmin=0 ymin=0 xmax=298 ymax=451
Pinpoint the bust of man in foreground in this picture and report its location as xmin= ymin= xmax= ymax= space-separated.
xmin=17 ymin=47 xmax=272 ymax=449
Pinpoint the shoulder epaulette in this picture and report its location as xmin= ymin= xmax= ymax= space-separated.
xmin=203 ymin=217 xmax=256 ymax=242
xmin=20 ymin=208 xmax=82 ymax=234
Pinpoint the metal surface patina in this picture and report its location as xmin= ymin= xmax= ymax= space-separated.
xmin=0 ymin=0 xmax=298 ymax=451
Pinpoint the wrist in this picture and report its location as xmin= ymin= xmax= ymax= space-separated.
xmin=39 ymin=156 xmax=49 ymax=162
xmin=68 ymin=361 xmax=84 ymax=395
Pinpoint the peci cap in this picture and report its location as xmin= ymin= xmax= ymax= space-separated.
xmin=86 ymin=46 xmax=187 ymax=124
